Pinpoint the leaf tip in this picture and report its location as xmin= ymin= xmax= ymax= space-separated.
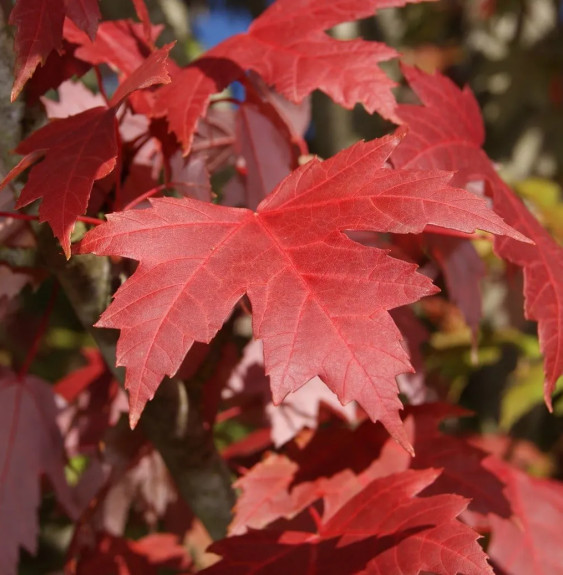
xmin=544 ymin=384 xmax=554 ymax=413
xmin=129 ymin=409 xmax=141 ymax=430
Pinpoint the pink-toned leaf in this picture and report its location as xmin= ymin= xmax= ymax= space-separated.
xmin=225 ymin=339 xmax=356 ymax=446
xmin=425 ymin=234 xmax=485 ymax=339
xmin=9 ymin=0 xmax=65 ymax=101
xmin=236 ymin=101 xmax=298 ymax=210
xmin=169 ymin=154 xmax=213 ymax=203
xmin=80 ymin=133 xmax=526 ymax=449
xmin=246 ymin=71 xmax=311 ymax=147
xmin=100 ymin=450 xmax=177 ymax=535
xmin=64 ymin=0 xmax=101 ymax=40
xmin=229 ymin=454 xmax=318 ymax=536
xmin=0 ymin=368 xmax=74 ymax=575
xmin=487 ymin=459 xmax=563 ymax=575
xmin=42 ymin=79 xmax=106 ymax=118
xmin=392 ymin=65 xmax=563 ymax=406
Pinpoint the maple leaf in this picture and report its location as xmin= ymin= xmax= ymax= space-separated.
xmin=0 ymin=368 xmax=74 ymax=575
xmin=41 ymin=79 xmax=106 ymax=118
xmin=64 ymin=18 xmax=165 ymax=78
xmin=203 ymin=469 xmax=492 ymax=575
xmin=235 ymin=100 xmax=298 ymax=210
xmin=101 ymin=450 xmax=177 ymax=536
xmin=80 ymin=132 xmax=527 ymax=449
xmin=487 ymin=458 xmax=563 ymax=575
xmin=156 ymin=0 xmax=435 ymax=153
xmin=392 ymin=65 xmax=563 ymax=408
xmin=228 ymin=454 xmax=318 ymax=536
xmin=131 ymin=0 xmax=153 ymax=44
xmin=9 ymin=0 xmax=66 ymax=101
xmin=64 ymin=0 xmax=101 ymax=41
xmin=1 ymin=45 xmax=172 ymax=257
xmin=24 ymin=40 xmax=91 ymax=104
xmin=425 ymin=234 xmax=485 ymax=340
xmin=285 ymin=404 xmax=511 ymax=519
xmin=9 ymin=0 xmax=103 ymax=101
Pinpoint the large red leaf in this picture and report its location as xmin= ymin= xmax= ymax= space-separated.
xmin=203 ymin=469 xmax=491 ymax=575
xmin=0 ymin=368 xmax=74 ymax=575
xmin=2 ymin=45 xmax=171 ymax=257
xmin=9 ymin=0 xmax=66 ymax=101
xmin=487 ymin=459 xmax=563 ymax=575
xmin=156 ymin=0 xmax=434 ymax=153
xmin=80 ymin=133 xmax=526 ymax=449
xmin=392 ymin=65 xmax=563 ymax=407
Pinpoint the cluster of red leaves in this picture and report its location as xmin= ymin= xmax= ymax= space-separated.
xmin=1 ymin=0 xmax=562 ymax=574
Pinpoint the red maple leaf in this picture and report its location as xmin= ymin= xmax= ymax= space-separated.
xmin=156 ymin=0 xmax=435 ymax=153
xmin=392 ymin=64 xmax=563 ymax=408
xmin=9 ymin=0 xmax=103 ymax=101
xmin=486 ymin=458 xmax=563 ymax=575
xmin=64 ymin=0 xmax=101 ymax=41
xmin=1 ymin=45 xmax=172 ymax=257
xmin=0 ymin=368 xmax=75 ymax=575
xmin=80 ymin=132 xmax=527 ymax=449
xmin=64 ymin=18 xmax=162 ymax=76
xmin=202 ymin=469 xmax=492 ymax=575
xmin=229 ymin=454 xmax=320 ymax=536
xmin=9 ymin=0 xmax=65 ymax=101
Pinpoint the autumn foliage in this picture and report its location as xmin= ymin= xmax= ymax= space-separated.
xmin=0 ymin=0 xmax=562 ymax=574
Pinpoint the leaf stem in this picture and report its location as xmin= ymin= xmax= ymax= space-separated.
xmin=122 ymin=181 xmax=192 ymax=211
xmin=93 ymin=65 xmax=110 ymax=106
xmin=424 ymin=225 xmax=488 ymax=240
xmin=191 ymin=137 xmax=235 ymax=154
xmin=0 ymin=211 xmax=104 ymax=226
